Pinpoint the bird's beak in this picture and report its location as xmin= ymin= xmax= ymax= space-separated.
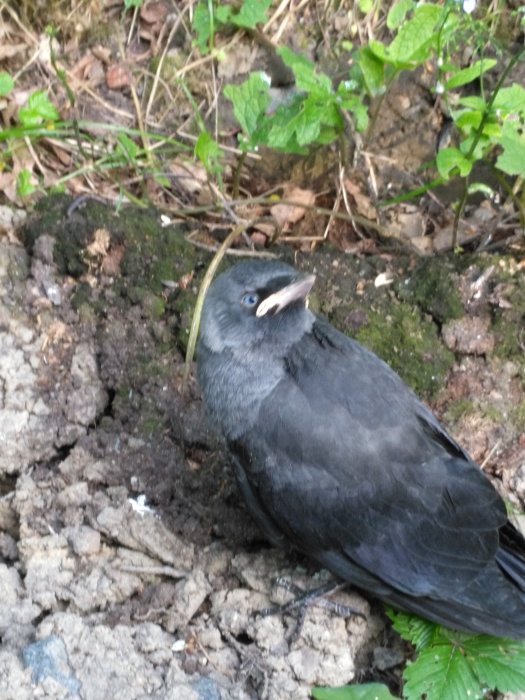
xmin=256 ymin=273 xmax=316 ymax=318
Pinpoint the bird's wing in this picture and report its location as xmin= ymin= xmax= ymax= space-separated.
xmin=236 ymin=319 xmax=506 ymax=598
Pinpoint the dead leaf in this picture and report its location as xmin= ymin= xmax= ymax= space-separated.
xmin=271 ymin=186 xmax=315 ymax=228
xmin=85 ymin=228 xmax=111 ymax=258
xmin=106 ymin=63 xmax=132 ymax=90
xmin=344 ymin=179 xmax=377 ymax=220
xmin=170 ymin=160 xmax=208 ymax=196
xmin=140 ymin=1 xmax=169 ymax=24
xmin=101 ymin=245 xmax=125 ymax=276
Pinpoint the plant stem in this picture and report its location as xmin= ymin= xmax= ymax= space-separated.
xmin=452 ymin=45 xmax=525 ymax=248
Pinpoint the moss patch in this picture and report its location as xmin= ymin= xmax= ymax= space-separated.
xmin=355 ymin=303 xmax=455 ymax=398
xmin=396 ymin=256 xmax=464 ymax=324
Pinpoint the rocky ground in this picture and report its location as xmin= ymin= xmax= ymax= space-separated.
xmin=0 ymin=195 xmax=524 ymax=699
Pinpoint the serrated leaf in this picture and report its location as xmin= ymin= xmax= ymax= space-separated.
xmin=389 ymin=611 xmax=437 ymax=651
xmin=224 ymin=72 xmax=271 ymax=141
xmin=19 ymin=90 xmax=59 ymax=127
xmin=404 ymin=642 xmax=484 ymax=700
xmin=312 ymin=683 xmax=397 ymax=700
xmin=464 ymin=636 xmax=525 ymax=693
xmin=278 ymin=47 xmax=332 ymax=95
xmin=445 ymin=59 xmax=497 ymax=90
xmin=493 ymin=84 xmax=525 ymax=116
xmin=436 ymin=147 xmax=473 ymax=178
xmin=0 ymin=71 xmax=14 ymax=97
xmin=230 ymin=0 xmax=271 ymax=28
xmin=387 ymin=0 xmax=415 ymax=30
xmin=388 ymin=4 xmax=442 ymax=65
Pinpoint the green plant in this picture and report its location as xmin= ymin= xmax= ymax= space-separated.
xmin=200 ymin=0 xmax=524 ymax=236
xmin=313 ymin=611 xmax=525 ymax=700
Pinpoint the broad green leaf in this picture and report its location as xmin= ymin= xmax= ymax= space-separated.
xmin=195 ymin=130 xmax=223 ymax=175
xmin=436 ymin=146 xmax=473 ymax=178
xmin=464 ymin=636 xmax=525 ymax=693
xmin=387 ymin=0 xmax=415 ymax=30
xmin=388 ymin=4 xmax=442 ymax=64
xmin=357 ymin=0 xmax=373 ymax=12
xmin=493 ymin=84 xmax=525 ymax=116
xmin=231 ymin=0 xmax=271 ymax=28
xmin=453 ymin=109 xmax=482 ymax=131
xmin=19 ymin=90 xmax=59 ymax=127
xmin=0 ymin=71 xmax=14 ymax=97
xmin=224 ymin=72 xmax=271 ymax=140
xmin=312 ymin=683 xmax=397 ymax=700
xmin=278 ymin=47 xmax=332 ymax=95
xmin=458 ymin=96 xmax=487 ymax=111
xmin=357 ymin=46 xmax=386 ymax=96
xmin=445 ymin=59 xmax=497 ymax=90
xmin=496 ymin=120 xmax=525 ymax=177
xmin=404 ymin=642 xmax=483 ymax=700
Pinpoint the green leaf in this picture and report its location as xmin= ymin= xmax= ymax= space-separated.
xmin=195 ymin=130 xmax=223 ymax=175
xmin=124 ymin=0 xmax=143 ymax=8
xmin=19 ymin=90 xmax=59 ymax=127
xmin=404 ymin=641 xmax=483 ymax=700
xmin=16 ymin=169 xmax=36 ymax=197
xmin=445 ymin=59 xmax=497 ymax=90
xmin=192 ymin=2 xmax=213 ymax=53
xmin=492 ymin=84 xmax=525 ymax=117
xmin=0 ymin=71 xmax=14 ymax=97
xmin=278 ymin=47 xmax=332 ymax=95
xmin=436 ymin=147 xmax=473 ymax=178
xmin=453 ymin=109 xmax=482 ymax=131
xmin=457 ymin=96 xmax=487 ymax=111
xmin=224 ymin=72 xmax=271 ymax=141
xmin=337 ymin=85 xmax=369 ymax=131
xmin=357 ymin=46 xmax=386 ymax=96
xmin=388 ymin=4 xmax=442 ymax=65
xmin=387 ymin=0 xmax=415 ymax=30
xmin=464 ymin=636 xmax=525 ymax=692
xmin=116 ymin=133 xmax=139 ymax=161
xmin=357 ymin=0 xmax=373 ymax=12
xmin=312 ymin=683 xmax=397 ymax=700
xmin=389 ymin=610 xmax=437 ymax=651
xmin=496 ymin=120 xmax=525 ymax=177
xmin=230 ymin=0 xmax=271 ymax=28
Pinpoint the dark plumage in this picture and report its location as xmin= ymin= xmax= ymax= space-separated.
xmin=197 ymin=260 xmax=525 ymax=638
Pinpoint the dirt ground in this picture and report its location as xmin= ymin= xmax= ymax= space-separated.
xmin=0 ymin=196 xmax=524 ymax=700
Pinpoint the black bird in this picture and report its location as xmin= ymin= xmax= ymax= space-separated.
xmin=197 ymin=260 xmax=525 ymax=638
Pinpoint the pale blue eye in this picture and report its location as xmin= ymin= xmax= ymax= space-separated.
xmin=241 ymin=293 xmax=259 ymax=307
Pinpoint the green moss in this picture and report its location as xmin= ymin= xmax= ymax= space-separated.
xmin=355 ymin=303 xmax=455 ymax=398
xmin=396 ymin=257 xmax=464 ymax=324
xmin=445 ymin=399 xmax=475 ymax=423
xmin=511 ymin=400 xmax=525 ymax=432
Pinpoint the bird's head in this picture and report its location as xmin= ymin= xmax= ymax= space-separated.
xmin=199 ymin=260 xmax=316 ymax=354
